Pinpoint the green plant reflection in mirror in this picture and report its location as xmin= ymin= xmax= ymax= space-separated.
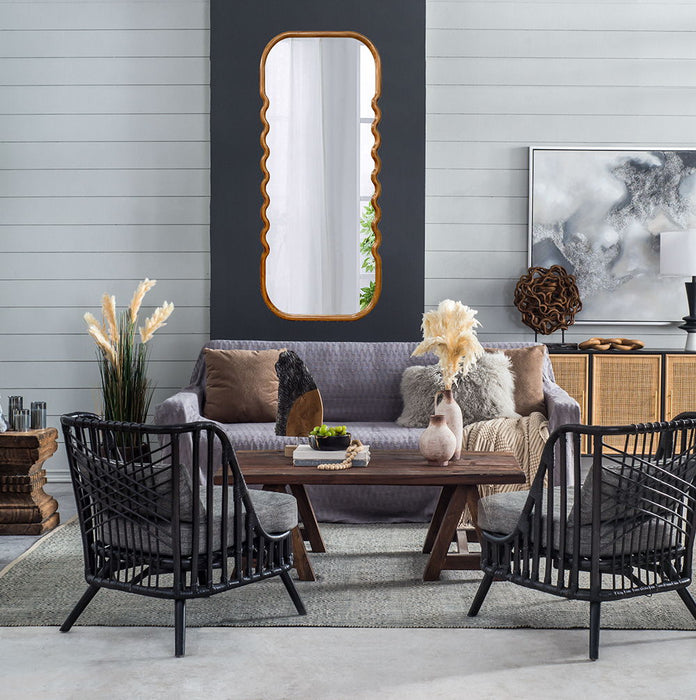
xmin=260 ymin=32 xmax=382 ymax=321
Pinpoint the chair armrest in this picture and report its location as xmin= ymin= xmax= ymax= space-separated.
xmin=154 ymin=390 xmax=203 ymax=426
xmin=543 ymin=379 xmax=580 ymax=435
xmin=543 ymin=379 xmax=581 ymax=485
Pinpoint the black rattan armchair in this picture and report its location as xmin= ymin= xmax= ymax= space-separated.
xmin=60 ymin=413 xmax=305 ymax=657
xmin=468 ymin=414 xmax=696 ymax=660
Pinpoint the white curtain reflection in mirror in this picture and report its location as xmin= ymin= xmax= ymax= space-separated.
xmin=264 ymin=37 xmax=377 ymax=316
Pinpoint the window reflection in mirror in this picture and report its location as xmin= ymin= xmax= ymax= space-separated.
xmin=260 ymin=32 xmax=382 ymax=320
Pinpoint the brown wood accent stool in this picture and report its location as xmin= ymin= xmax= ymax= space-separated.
xmin=218 ymin=449 xmax=524 ymax=582
xmin=0 ymin=428 xmax=60 ymax=535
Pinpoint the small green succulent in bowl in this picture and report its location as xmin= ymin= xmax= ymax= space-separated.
xmin=308 ymin=424 xmax=351 ymax=450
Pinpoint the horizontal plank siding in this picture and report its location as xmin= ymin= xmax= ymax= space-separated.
xmin=0 ymin=306 xmax=208 ymax=335
xmin=0 ymin=142 xmax=210 ymax=169
xmin=0 ymin=30 xmax=210 ymax=58
xmin=0 ymin=333 xmax=210 ymax=362
xmin=0 ymin=114 xmax=209 ymax=141
xmin=0 ymin=279 xmax=209 ymax=306
xmin=0 ymin=2 xmax=209 ymax=30
xmin=426 ymin=29 xmax=696 ymax=59
xmin=0 ymin=170 xmax=210 ymax=197
xmin=0 ymin=0 xmax=210 ymax=479
xmin=428 ymin=2 xmax=696 ymax=31
xmin=425 ymin=0 xmax=696 ymax=347
xmin=0 ymin=226 xmax=209 ymax=253
xmin=0 ymin=57 xmax=210 ymax=85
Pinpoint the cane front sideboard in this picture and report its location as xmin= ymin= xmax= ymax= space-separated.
xmin=549 ymin=349 xmax=696 ymax=450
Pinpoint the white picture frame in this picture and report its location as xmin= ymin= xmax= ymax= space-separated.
xmin=528 ymin=146 xmax=696 ymax=325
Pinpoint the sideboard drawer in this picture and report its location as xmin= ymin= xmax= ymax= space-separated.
xmin=549 ymin=353 xmax=589 ymax=452
xmin=591 ymin=355 xmax=662 ymax=449
xmin=665 ymin=354 xmax=696 ymax=420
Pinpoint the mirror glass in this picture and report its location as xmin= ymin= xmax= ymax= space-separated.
xmin=260 ymin=33 xmax=382 ymax=320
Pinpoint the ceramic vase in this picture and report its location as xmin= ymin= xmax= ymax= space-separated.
xmin=435 ymin=389 xmax=463 ymax=460
xmin=419 ymin=414 xmax=457 ymax=466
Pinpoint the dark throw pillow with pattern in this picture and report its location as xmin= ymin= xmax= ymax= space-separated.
xmin=275 ymin=350 xmax=324 ymax=436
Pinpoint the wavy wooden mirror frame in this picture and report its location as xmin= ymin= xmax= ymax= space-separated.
xmin=259 ymin=30 xmax=383 ymax=321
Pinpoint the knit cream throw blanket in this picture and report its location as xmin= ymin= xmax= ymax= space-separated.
xmin=459 ymin=411 xmax=549 ymax=526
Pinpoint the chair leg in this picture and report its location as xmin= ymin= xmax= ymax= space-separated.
xmin=280 ymin=569 xmax=306 ymax=616
xmin=589 ymin=601 xmax=601 ymax=661
xmin=467 ymin=572 xmax=494 ymax=617
xmin=60 ymin=584 xmax=100 ymax=633
xmin=174 ymin=599 xmax=186 ymax=657
xmin=677 ymin=587 xmax=696 ymax=621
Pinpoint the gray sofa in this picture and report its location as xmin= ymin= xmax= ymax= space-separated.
xmin=154 ymin=340 xmax=580 ymax=523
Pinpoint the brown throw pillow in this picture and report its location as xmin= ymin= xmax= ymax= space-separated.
xmin=486 ymin=345 xmax=546 ymax=417
xmin=203 ymin=348 xmax=283 ymax=423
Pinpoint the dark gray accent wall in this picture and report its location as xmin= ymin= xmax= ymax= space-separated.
xmin=210 ymin=0 xmax=425 ymax=340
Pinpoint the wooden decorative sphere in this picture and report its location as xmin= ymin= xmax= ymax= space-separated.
xmin=513 ymin=265 xmax=582 ymax=335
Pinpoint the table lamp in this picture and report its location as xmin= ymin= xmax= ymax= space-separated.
xmin=660 ymin=229 xmax=696 ymax=351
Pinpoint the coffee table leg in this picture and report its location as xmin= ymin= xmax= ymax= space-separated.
xmin=263 ymin=484 xmax=316 ymax=581
xmin=423 ymin=485 xmax=455 ymax=553
xmin=289 ymin=484 xmax=326 ymax=553
xmin=423 ymin=485 xmax=470 ymax=581
xmin=290 ymin=526 xmax=316 ymax=582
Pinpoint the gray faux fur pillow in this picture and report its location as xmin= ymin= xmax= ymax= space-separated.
xmin=396 ymin=353 xmax=519 ymax=428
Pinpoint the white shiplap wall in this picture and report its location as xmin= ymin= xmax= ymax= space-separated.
xmin=3 ymin=0 xmax=696 ymax=480
xmin=425 ymin=0 xmax=696 ymax=344
xmin=0 ymin=0 xmax=210 ymax=479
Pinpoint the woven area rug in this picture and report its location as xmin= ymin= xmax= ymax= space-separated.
xmin=1 ymin=519 xmax=695 ymax=629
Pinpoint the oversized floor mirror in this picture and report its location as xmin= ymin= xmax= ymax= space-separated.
xmin=260 ymin=31 xmax=382 ymax=320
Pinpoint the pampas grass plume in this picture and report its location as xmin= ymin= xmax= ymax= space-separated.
xmin=412 ymin=299 xmax=484 ymax=389
xmin=139 ymin=301 xmax=175 ymax=343
xmin=83 ymin=312 xmax=106 ymax=337
xmin=101 ymin=294 xmax=119 ymax=346
xmin=129 ymin=278 xmax=157 ymax=324
xmin=87 ymin=323 xmax=117 ymax=366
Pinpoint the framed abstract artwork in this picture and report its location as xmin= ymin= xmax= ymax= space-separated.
xmin=528 ymin=147 xmax=696 ymax=324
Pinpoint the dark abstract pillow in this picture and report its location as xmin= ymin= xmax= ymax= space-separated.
xmin=396 ymin=352 xmax=518 ymax=428
xmin=275 ymin=350 xmax=324 ymax=436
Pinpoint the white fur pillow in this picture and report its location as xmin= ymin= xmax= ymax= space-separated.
xmin=396 ymin=353 xmax=519 ymax=428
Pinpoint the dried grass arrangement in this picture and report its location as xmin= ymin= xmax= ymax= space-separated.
xmin=83 ymin=279 xmax=174 ymax=423
xmin=412 ymin=299 xmax=484 ymax=389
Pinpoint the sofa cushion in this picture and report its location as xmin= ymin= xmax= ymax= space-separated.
xmin=220 ymin=420 xmax=424 ymax=451
xmin=396 ymin=352 xmax=518 ymax=428
xmin=477 ymin=488 xmax=677 ymax=557
xmin=203 ymin=348 xmax=283 ymax=423
xmin=486 ymin=345 xmax=546 ymax=417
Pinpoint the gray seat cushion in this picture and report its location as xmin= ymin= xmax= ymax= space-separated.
xmin=573 ymin=455 xmax=696 ymax=526
xmin=102 ymin=487 xmax=297 ymax=557
xmin=219 ymin=421 xmax=424 ymax=451
xmin=478 ymin=488 xmax=677 ymax=558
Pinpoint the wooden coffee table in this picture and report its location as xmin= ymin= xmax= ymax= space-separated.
xmin=217 ymin=449 xmax=524 ymax=582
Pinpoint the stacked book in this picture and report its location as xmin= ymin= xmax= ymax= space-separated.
xmin=292 ymin=444 xmax=371 ymax=467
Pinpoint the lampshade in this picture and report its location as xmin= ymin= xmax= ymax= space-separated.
xmin=660 ymin=230 xmax=696 ymax=276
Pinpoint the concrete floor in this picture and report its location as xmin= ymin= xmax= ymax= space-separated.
xmin=2 ymin=485 xmax=696 ymax=699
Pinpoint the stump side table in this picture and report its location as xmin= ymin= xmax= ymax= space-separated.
xmin=0 ymin=428 xmax=60 ymax=535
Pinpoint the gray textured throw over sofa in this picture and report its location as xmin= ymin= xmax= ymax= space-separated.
xmin=155 ymin=340 xmax=580 ymax=523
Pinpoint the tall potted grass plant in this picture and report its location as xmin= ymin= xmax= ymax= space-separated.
xmin=83 ymin=279 xmax=174 ymax=424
